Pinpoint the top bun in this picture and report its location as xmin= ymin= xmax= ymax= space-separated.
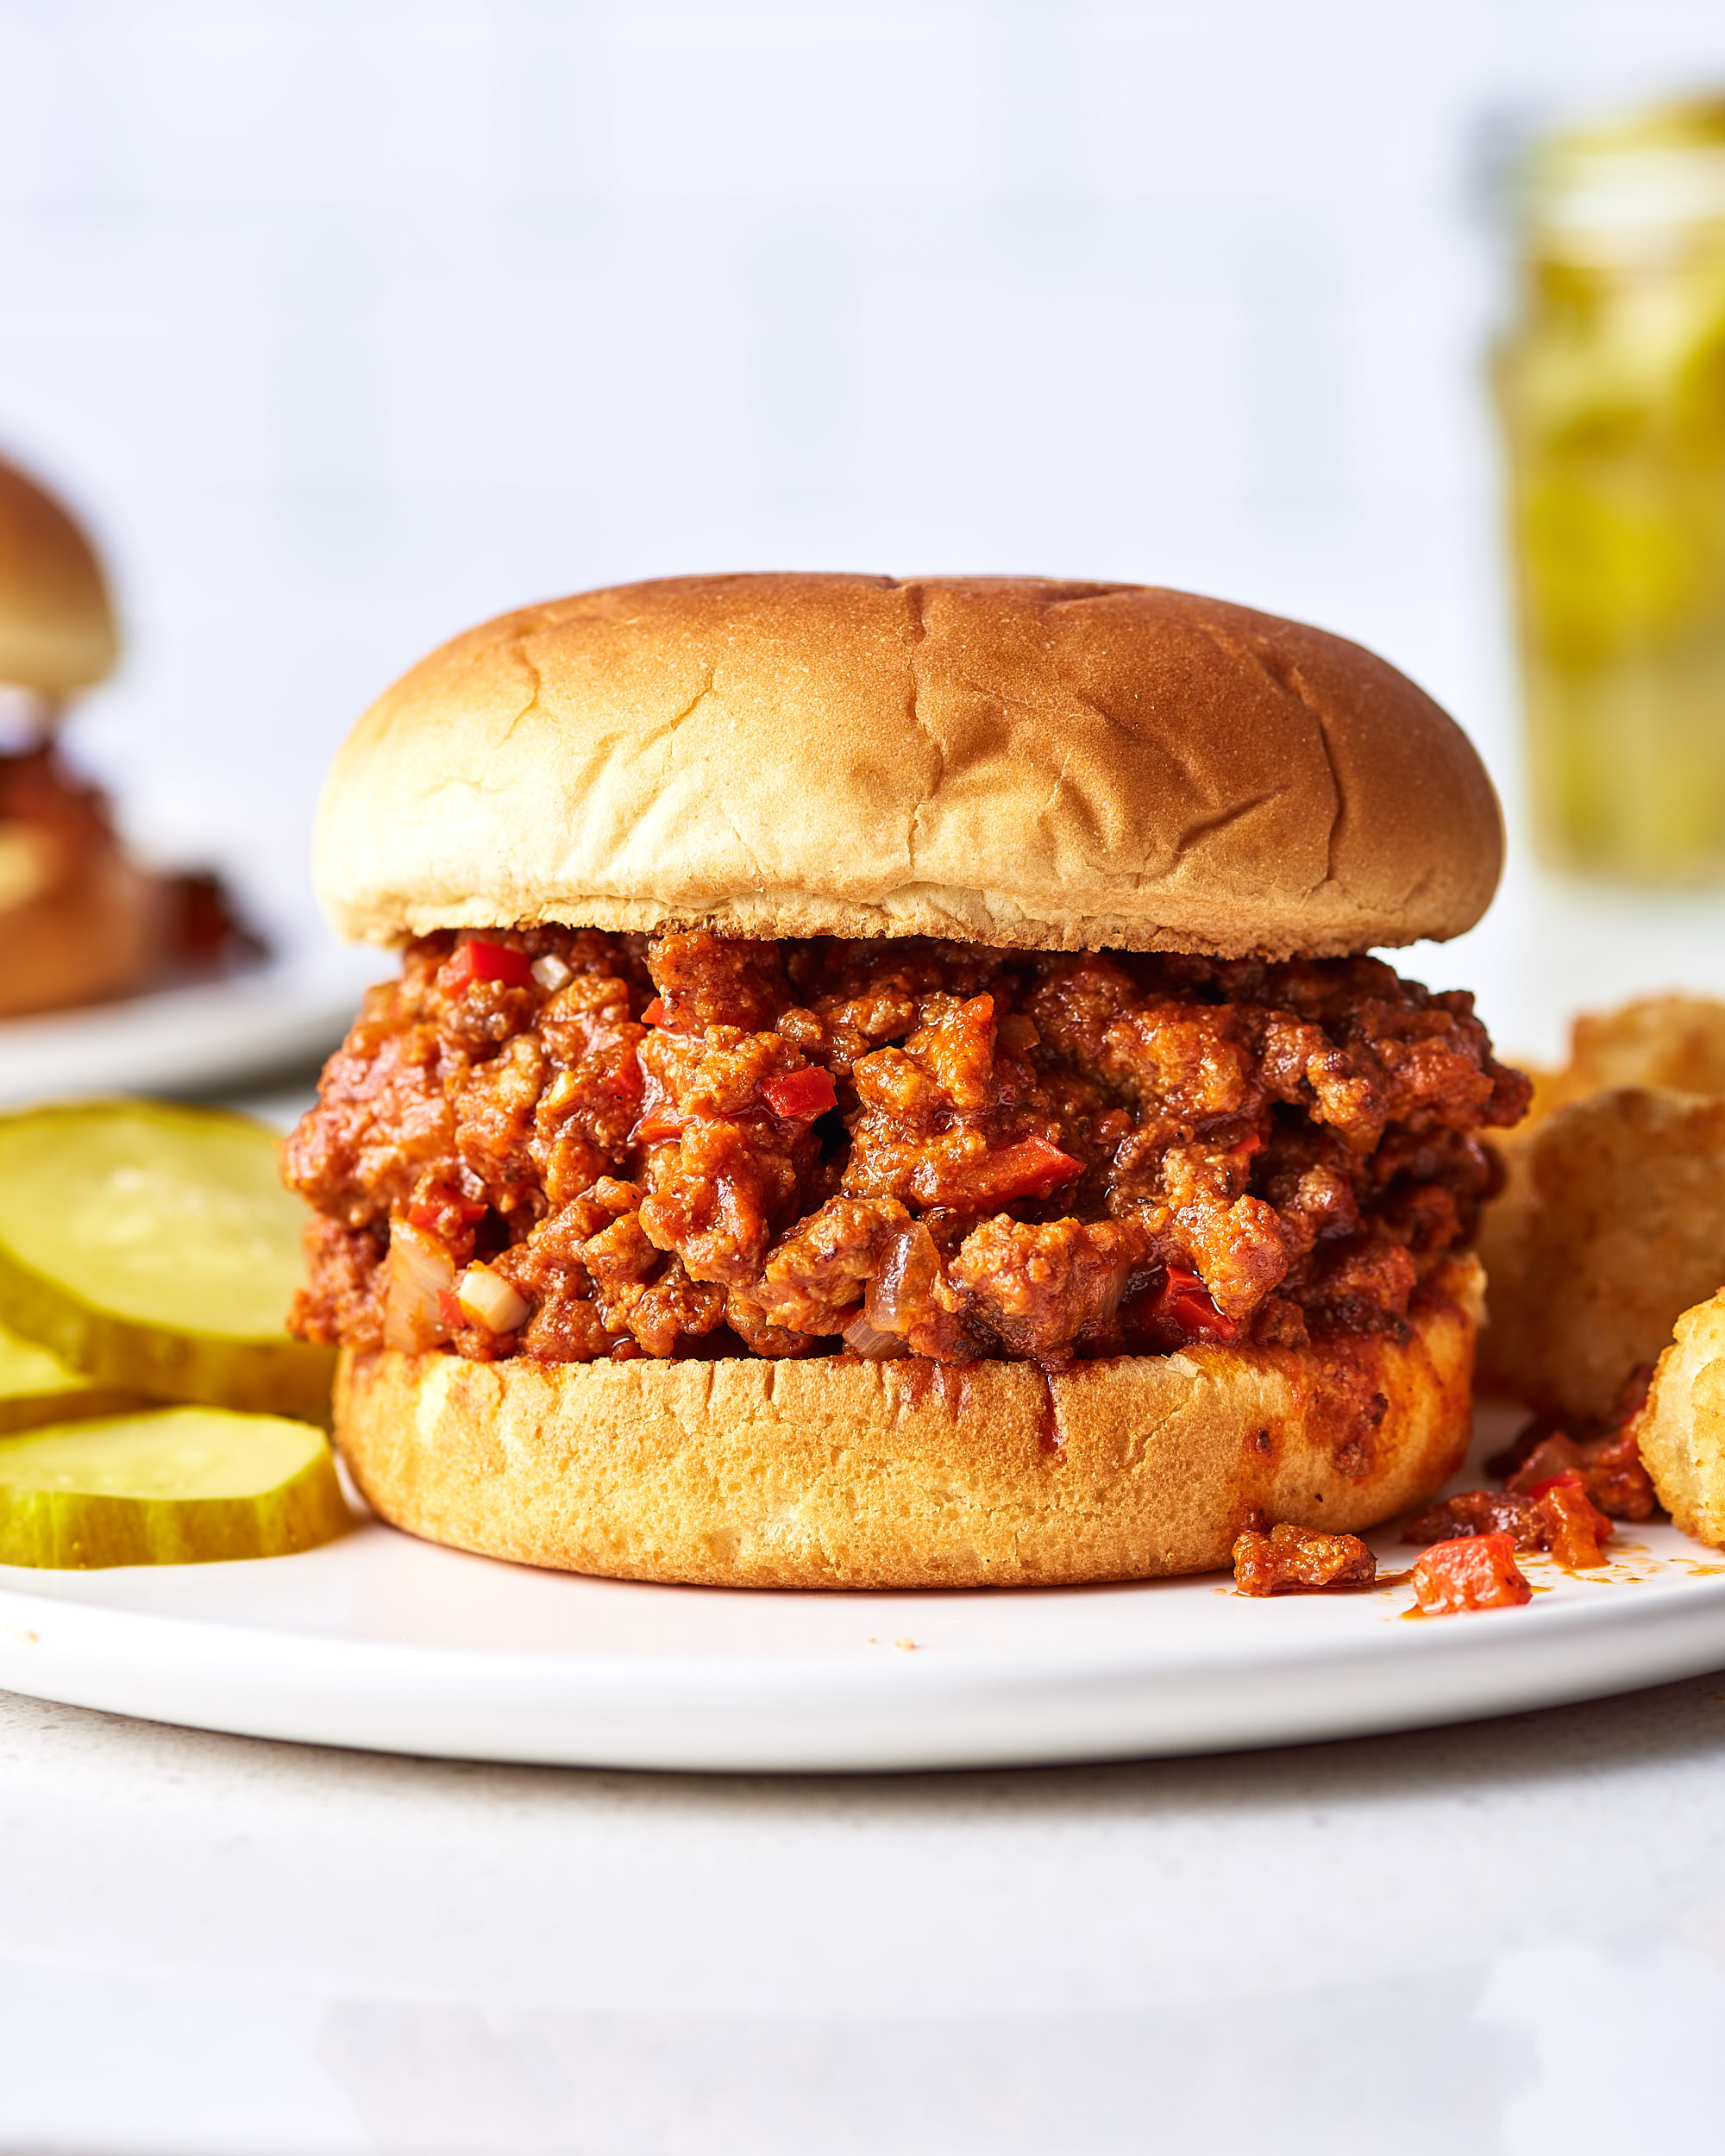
xmin=317 ymin=573 xmax=1502 ymax=959
xmin=0 ymin=456 xmax=118 ymax=696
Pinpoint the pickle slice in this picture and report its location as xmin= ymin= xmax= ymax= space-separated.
xmin=0 ymin=1318 xmax=142 ymax=1436
xmin=0 ymin=1100 xmax=333 ymax=1423
xmin=0 ymin=1407 xmax=351 ymax=1568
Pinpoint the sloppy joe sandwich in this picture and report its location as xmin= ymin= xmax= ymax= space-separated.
xmin=285 ymin=573 xmax=1527 ymax=1588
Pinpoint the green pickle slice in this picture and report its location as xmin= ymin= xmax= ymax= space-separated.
xmin=0 ymin=1100 xmax=333 ymax=1424
xmin=0 ymin=1407 xmax=351 ymax=1568
xmin=0 ymin=1318 xmax=143 ymax=1436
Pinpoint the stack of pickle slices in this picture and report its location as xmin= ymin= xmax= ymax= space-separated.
xmin=0 ymin=1100 xmax=348 ymax=1569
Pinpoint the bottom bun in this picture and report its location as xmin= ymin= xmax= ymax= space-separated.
xmin=334 ymin=1257 xmax=1481 ymax=1589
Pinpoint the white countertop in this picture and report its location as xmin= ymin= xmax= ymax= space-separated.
xmin=0 ymin=1669 xmax=1721 ymax=2153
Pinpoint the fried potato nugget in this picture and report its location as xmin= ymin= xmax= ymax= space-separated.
xmin=1632 ymin=1289 xmax=1725 ymax=1547
xmin=1478 ymin=1087 xmax=1725 ymax=1420
xmin=1533 ymin=995 xmax=1725 ymax=1121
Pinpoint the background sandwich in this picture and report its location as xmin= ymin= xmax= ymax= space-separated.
xmin=0 ymin=453 xmax=262 ymax=1019
xmin=0 ymin=452 xmax=160 ymax=1019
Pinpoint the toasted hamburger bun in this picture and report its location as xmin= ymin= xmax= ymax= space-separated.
xmin=0 ymin=455 xmax=118 ymax=699
xmin=333 ymin=1260 xmax=1480 ymax=1589
xmin=316 ymin=573 xmax=1502 ymax=961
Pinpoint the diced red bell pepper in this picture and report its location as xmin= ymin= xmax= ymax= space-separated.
xmin=641 ymin=997 xmax=668 ymax=1026
xmin=1412 ymin=1531 xmax=1533 ymax=1614
xmin=969 ymin=1136 xmax=1085 ymax=1203
xmin=436 ymin=1288 xmax=466 ymax=1331
xmin=1528 ymin=1470 xmax=1614 ymax=1568
xmin=407 ymin=1182 xmax=488 ymax=1236
xmin=1151 ymin=1267 xmax=1241 ymax=1344
xmin=1524 ymin=1467 xmax=1603 ymax=1507
xmin=918 ymin=1136 xmax=1085 ymax=1207
xmin=761 ymin=1066 xmax=838 ymax=1122
xmin=440 ymin=937 xmax=535 ymax=995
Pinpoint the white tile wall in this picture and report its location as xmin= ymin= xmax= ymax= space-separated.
xmin=2 ymin=0 xmax=1721 ymax=958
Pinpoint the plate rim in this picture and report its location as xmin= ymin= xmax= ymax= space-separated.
xmin=0 ymin=1536 xmax=1722 ymax=1773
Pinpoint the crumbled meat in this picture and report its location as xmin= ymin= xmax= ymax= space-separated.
xmin=1545 ymin=1426 xmax=1660 ymax=1522
xmin=1485 ymin=1368 xmax=1662 ymax=1521
xmin=1403 ymin=1487 xmax=1545 ymax=1549
xmin=287 ymin=1215 xmax=386 ymax=1347
xmin=283 ymin=929 xmax=1527 ymax=1365
xmin=946 ymin=1216 xmax=1145 ymax=1359
xmin=758 ymin=1197 xmax=909 ymax=1336
xmin=1402 ymin=1474 xmax=1615 ymax=1568
xmin=1232 ymin=1522 xmax=1377 ymax=1595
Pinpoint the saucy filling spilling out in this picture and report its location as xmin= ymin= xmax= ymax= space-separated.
xmin=284 ymin=928 xmax=1530 ymax=1368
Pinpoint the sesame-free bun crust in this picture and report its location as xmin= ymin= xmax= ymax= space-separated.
xmin=334 ymin=1260 xmax=1479 ymax=1589
xmin=0 ymin=457 xmax=118 ymax=696
xmin=317 ymin=574 xmax=1502 ymax=961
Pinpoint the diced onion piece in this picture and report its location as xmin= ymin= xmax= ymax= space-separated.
xmin=842 ymin=1309 xmax=908 ymax=1361
xmin=385 ymin=1222 xmax=456 ymax=1352
xmin=531 ymin=954 xmax=573 ymax=993
xmin=456 ymin=1263 xmax=530 ymax=1335
xmin=863 ymin=1225 xmax=914 ymax=1332
xmin=862 ymin=1219 xmax=940 ymax=1338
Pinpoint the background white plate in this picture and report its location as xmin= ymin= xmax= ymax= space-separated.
xmin=0 ymin=943 xmax=381 ymax=1110
xmin=0 ymin=1412 xmax=1720 ymax=1773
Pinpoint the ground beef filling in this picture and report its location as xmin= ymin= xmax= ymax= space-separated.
xmin=283 ymin=928 xmax=1529 ymax=1369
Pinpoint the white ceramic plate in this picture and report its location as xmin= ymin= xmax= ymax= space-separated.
xmin=0 ymin=943 xmax=383 ymax=1108
xmin=0 ymin=1410 xmax=1719 ymax=1772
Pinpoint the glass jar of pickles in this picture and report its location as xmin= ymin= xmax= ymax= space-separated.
xmin=1497 ymin=97 xmax=1725 ymax=882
